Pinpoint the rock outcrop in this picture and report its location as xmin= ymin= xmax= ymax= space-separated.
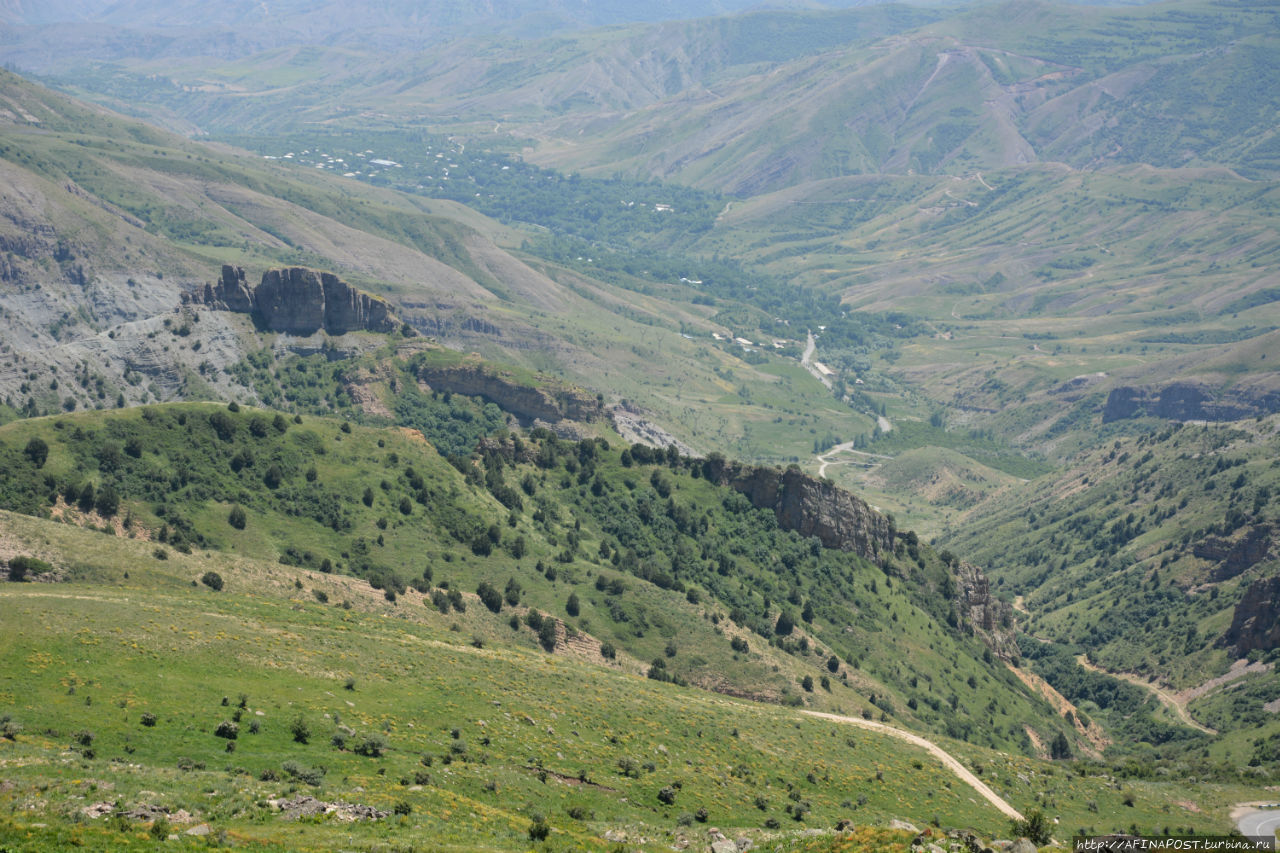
xmin=1194 ymin=524 xmax=1275 ymax=582
xmin=1223 ymin=575 xmax=1280 ymax=656
xmin=193 ymin=264 xmax=401 ymax=336
xmin=413 ymin=359 xmax=603 ymax=426
xmin=701 ymin=457 xmax=894 ymax=563
xmin=1102 ymin=381 xmax=1280 ymax=423
xmin=956 ymin=561 xmax=1018 ymax=658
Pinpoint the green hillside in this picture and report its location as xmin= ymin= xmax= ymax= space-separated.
xmin=0 ymin=506 xmax=1257 ymax=850
xmin=939 ymin=416 xmax=1280 ymax=771
xmin=0 ymin=403 xmax=1057 ymax=754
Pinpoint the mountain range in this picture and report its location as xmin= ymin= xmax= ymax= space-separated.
xmin=0 ymin=0 xmax=1279 ymax=848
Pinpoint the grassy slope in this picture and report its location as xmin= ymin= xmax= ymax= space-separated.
xmin=938 ymin=416 xmax=1280 ymax=770
xmin=0 ymin=404 xmax=1061 ymax=756
xmin=0 ymin=69 xmax=880 ymax=466
xmin=0 ymin=508 xmax=1257 ymax=851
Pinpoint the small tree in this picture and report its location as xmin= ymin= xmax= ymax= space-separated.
xmin=1011 ymin=808 xmax=1051 ymax=845
xmin=200 ymin=572 xmax=224 ymax=592
xmin=94 ymin=485 xmax=120 ymax=517
xmin=228 ymin=505 xmax=247 ymax=530
xmin=538 ymin=617 xmax=558 ymax=652
xmin=504 ymin=577 xmax=522 ymax=606
xmin=775 ymin=610 xmax=795 ymax=636
xmin=23 ymin=437 xmax=48 ymax=468
xmin=528 ymin=814 xmax=550 ymax=841
xmin=477 ymin=581 xmax=503 ymax=613
xmin=290 ymin=715 xmax=311 ymax=744
xmin=566 ymin=592 xmax=580 ymax=617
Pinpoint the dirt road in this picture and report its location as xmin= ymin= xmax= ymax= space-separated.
xmin=802 ymin=709 xmax=1024 ymax=821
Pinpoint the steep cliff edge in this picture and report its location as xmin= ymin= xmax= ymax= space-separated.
xmin=1223 ymin=575 xmax=1280 ymax=656
xmin=194 ymin=265 xmax=402 ymax=336
xmin=411 ymin=357 xmax=603 ymax=427
xmin=702 ymin=457 xmax=894 ymax=563
xmin=956 ymin=561 xmax=1018 ymax=658
xmin=1103 ymin=381 xmax=1280 ymax=423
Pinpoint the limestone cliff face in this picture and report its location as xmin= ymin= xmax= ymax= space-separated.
xmin=702 ymin=458 xmax=894 ymax=563
xmin=1194 ymin=524 xmax=1275 ymax=582
xmin=194 ymin=265 xmax=400 ymax=336
xmin=1223 ymin=575 xmax=1280 ymax=656
xmin=956 ymin=561 xmax=1018 ymax=658
xmin=413 ymin=361 xmax=603 ymax=426
xmin=1103 ymin=381 xmax=1280 ymax=422
xmin=199 ymin=264 xmax=254 ymax=314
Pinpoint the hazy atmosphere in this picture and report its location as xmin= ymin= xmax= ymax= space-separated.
xmin=0 ymin=1 xmax=1278 ymax=850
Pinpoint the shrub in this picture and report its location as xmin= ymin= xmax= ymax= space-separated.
xmin=290 ymin=715 xmax=311 ymax=744
xmin=282 ymin=760 xmax=325 ymax=786
xmin=1 ymin=716 xmax=22 ymax=741
xmin=538 ymin=617 xmax=558 ymax=652
xmin=200 ymin=571 xmax=224 ymax=591
xmin=94 ymin=485 xmax=119 ymax=517
xmin=227 ymin=505 xmax=247 ymax=530
xmin=148 ymin=816 xmax=171 ymax=840
xmin=476 ymin=581 xmax=503 ymax=613
xmin=775 ymin=611 xmax=795 ymax=636
xmin=214 ymin=721 xmax=238 ymax=740
xmin=565 ymin=592 xmax=581 ymax=616
xmin=354 ymin=734 xmax=388 ymax=757
xmin=7 ymin=555 xmax=51 ymax=582
xmin=23 ymin=437 xmax=48 ymax=468
xmin=1011 ymin=808 xmax=1052 ymax=845
xmin=599 ymin=642 xmax=616 ymax=660
xmin=657 ymin=786 xmax=677 ymax=805
xmin=140 ymin=712 xmax=157 ymax=727
xmin=528 ymin=815 xmax=550 ymax=841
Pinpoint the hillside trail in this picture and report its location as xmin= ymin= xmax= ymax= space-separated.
xmin=801 ymin=709 xmax=1024 ymax=821
xmin=815 ymin=441 xmax=893 ymax=478
xmin=1076 ymin=655 xmax=1217 ymax=735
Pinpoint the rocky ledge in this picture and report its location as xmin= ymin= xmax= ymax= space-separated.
xmin=413 ymin=359 xmax=603 ymax=426
xmin=1223 ymin=574 xmax=1280 ymax=656
xmin=1103 ymin=381 xmax=1280 ymax=423
xmin=192 ymin=265 xmax=402 ymax=336
xmin=702 ymin=457 xmax=895 ymax=563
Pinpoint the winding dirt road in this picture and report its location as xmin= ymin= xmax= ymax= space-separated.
xmin=802 ymin=709 xmax=1024 ymax=821
xmin=1076 ymin=655 xmax=1217 ymax=735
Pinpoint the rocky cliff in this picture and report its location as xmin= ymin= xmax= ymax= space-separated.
xmin=701 ymin=458 xmax=894 ymax=563
xmin=1103 ymin=381 xmax=1280 ymax=423
xmin=194 ymin=265 xmax=401 ymax=336
xmin=956 ymin=561 xmax=1018 ymax=658
xmin=1194 ymin=524 xmax=1275 ymax=583
xmin=1223 ymin=575 xmax=1280 ymax=656
xmin=413 ymin=360 xmax=603 ymax=426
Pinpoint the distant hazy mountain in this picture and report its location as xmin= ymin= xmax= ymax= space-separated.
xmin=0 ymin=0 xmax=903 ymax=69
